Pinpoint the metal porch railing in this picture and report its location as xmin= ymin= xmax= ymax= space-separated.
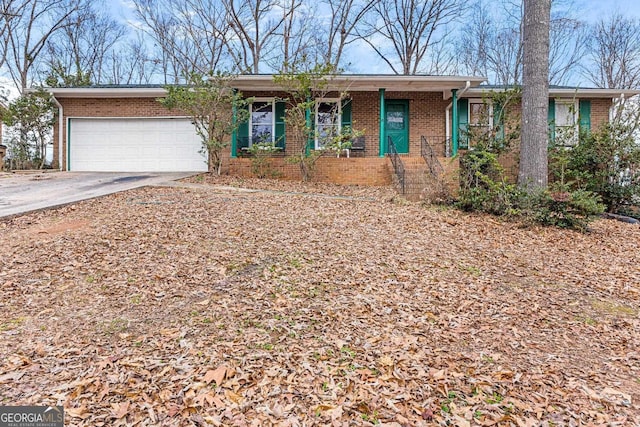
xmin=420 ymin=136 xmax=444 ymax=177
xmin=387 ymin=136 xmax=405 ymax=194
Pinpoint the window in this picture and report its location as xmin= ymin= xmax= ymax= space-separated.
xmin=250 ymin=100 xmax=275 ymax=145
xmin=554 ymin=99 xmax=578 ymax=146
xmin=315 ymin=99 xmax=341 ymax=149
xmin=469 ymin=99 xmax=492 ymax=132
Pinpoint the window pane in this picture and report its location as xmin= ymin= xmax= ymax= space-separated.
xmin=252 ymin=102 xmax=273 ymax=125
xmin=318 ymin=102 xmax=338 ymax=124
xmin=556 ymin=103 xmax=574 ymax=127
xmin=316 ymin=101 xmax=340 ymax=148
xmin=386 ymin=111 xmax=404 ymax=130
xmin=252 ymin=125 xmax=272 ymax=144
xmin=250 ymin=101 xmax=274 ymax=144
xmin=470 ymin=103 xmax=490 ymax=126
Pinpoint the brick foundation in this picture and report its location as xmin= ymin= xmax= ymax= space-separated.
xmin=228 ymin=156 xmax=392 ymax=186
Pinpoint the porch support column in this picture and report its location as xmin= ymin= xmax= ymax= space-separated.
xmin=230 ymin=88 xmax=238 ymax=158
xmin=451 ymin=88 xmax=459 ymax=156
xmin=379 ymin=88 xmax=385 ymax=157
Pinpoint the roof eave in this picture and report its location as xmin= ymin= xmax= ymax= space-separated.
xmin=462 ymin=86 xmax=640 ymax=99
xmin=44 ymin=75 xmax=487 ymax=98
xmin=47 ymin=87 xmax=167 ymax=98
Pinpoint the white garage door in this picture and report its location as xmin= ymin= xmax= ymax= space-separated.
xmin=69 ymin=118 xmax=208 ymax=172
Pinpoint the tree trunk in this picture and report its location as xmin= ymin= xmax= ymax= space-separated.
xmin=519 ymin=0 xmax=551 ymax=191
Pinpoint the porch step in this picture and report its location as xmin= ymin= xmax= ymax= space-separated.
xmin=389 ymin=156 xmax=460 ymax=202
xmin=390 ymin=157 xmax=431 ymax=201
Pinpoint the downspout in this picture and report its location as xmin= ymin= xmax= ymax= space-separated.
xmin=447 ymin=81 xmax=471 ymax=157
xmin=51 ymin=94 xmax=64 ymax=171
xmin=613 ymin=92 xmax=625 ymax=122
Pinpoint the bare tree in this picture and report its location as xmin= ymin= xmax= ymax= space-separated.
xmin=316 ymin=0 xmax=378 ymax=68
xmin=360 ymin=0 xmax=465 ymax=75
xmin=457 ymin=1 xmax=523 ymax=84
xmin=0 ymin=0 xmax=24 ymax=69
xmin=519 ymin=0 xmax=551 ymax=190
xmin=586 ymin=13 xmax=640 ymax=89
xmin=43 ymin=2 xmax=127 ymax=86
xmin=105 ymin=36 xmax=159 ymax=85
xmin=548 ymin=2 xmax=588 ymax=85
xmin=268 ymin=0 xmax=317 ymax=70
xmin=458 ymin=0 xmax=586 ymax=85
xmin=223 ymin=0 xmax=291 ymax=73
xmin=3 ymin=0 xmax=84 ymax=93
xmin=132 ymin=0 xmax=230 ymax=82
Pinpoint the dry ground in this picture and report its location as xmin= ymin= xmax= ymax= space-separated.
xmin=1 ymin=177 xmax=639 ymax=426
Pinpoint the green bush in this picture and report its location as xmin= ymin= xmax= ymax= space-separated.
xmin=248 ymin=142 xmax=282 ymax=178
xmin=520 ymin=188 xmax=605 ymax=231
xmin=550 ymin=123 xmax=640 ymax=214
xmin=457 ymin=148 xmax=605 ymax=231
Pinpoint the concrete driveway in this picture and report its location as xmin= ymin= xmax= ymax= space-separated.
xmin=0 ymin=171 xmax=197 ymax=218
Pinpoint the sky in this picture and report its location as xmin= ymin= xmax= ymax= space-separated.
xmin=4 ymin=0 xmax=640 ymax=96
xmin=577 ymin=0 xmax=640 ymax=21
xmin=109 ymin=0 xmax=640 ymax=77
xmin=112 ymin=0 xmax=640 ymax=27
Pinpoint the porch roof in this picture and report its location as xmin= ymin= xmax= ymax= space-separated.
xmin=232 ymin=74 xmax=486 ymax=95
xmin=45 ymin=74 xmax=487 ymax=99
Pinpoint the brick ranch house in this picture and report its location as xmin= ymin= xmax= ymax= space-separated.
xmin=46 ymin=75 xmax=638 ymax=188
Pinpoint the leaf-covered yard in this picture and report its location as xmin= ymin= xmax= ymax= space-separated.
xmin=1 ymin=177 xmax=639 ymax=426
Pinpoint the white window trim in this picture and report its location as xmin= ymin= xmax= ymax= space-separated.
xmin=555 ymin=99 xmax=578 ymax=128
xmin=555 ymin=99 xmax=579 ymax=146
xmin=468 ymin=98 xmax=493 ymax=129
xmin=249 ymin=98 xmax=276 ymax=146
xmin=315 ymin=98 xmax=342 ymax=149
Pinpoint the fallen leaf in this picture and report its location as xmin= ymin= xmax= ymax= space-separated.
xmin=204 ymin=365 xmax=226 ymax=385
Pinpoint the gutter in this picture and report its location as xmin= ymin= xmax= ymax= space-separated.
xmin=446 ymin=80 xmax=471 ymax=156
xmin=50 ymin=94 xmax=64 ymax=171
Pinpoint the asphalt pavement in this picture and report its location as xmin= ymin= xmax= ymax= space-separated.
xmin=0 ymin=171 xmax=196 ymax=218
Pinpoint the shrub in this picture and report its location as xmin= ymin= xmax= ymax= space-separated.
xmin=519 ymin=188 xmax=605 ymax=231
xmin=458 ymin=147 xmax=605 ymax=231
xmin=457 ymin=149 xmax=522 ymax=216
xmin=248 ymin=142 xmax=282 ymax=178
xmin=550 ymin=123 xmax=640 ymax=214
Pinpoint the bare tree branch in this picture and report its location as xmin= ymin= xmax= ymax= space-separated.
xmin=5 ymin=0 xmax=86 ymax=92
xmin=360 ymin=0 xmax=465 ymax=75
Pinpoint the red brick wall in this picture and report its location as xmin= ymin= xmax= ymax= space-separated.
xmin=350 ymin=91 xmax=450 ymax=157
xmin=228 ymin=157 xmax=392 ymax=186
xmin=591 ymin=98 xmax=611 ymax=129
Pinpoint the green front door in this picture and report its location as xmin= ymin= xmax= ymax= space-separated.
xmin=385 ymin=100 xmax=409 ymax=154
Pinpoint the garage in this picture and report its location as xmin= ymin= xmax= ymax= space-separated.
xmin=68 ymin=118 xmax=208 ymax=172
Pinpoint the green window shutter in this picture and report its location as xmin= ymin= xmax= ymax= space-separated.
xmin=341 ymin=98 xmax=352 ymax=129
xmin=579 ymin=99 xmax=591 ymax=135
xmin=275 ymin=101 xmax=286 ymax=150
xmin=548 ymin=98 xmax=556 ymax=144
xmin=237 ymin=104 xmax=249 ymax=150
xmin=457 ymin=99 xmax=469 ymax=149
